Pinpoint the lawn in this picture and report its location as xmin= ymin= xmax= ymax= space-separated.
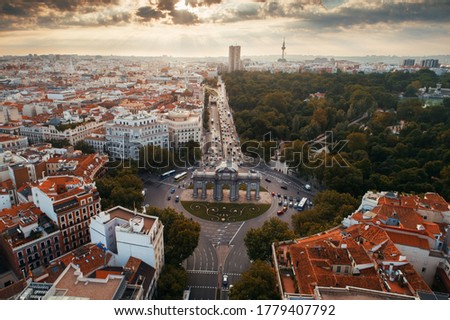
xmin=181 ymin=201 xmax=271 ymax=222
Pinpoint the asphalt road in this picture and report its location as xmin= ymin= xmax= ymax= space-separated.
xmin=142 ymin=78 xmax=317 ymax=299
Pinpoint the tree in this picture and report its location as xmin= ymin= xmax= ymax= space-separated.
xmin=346 ymin=132 xmax=368 ymax=153
xmin=95 ymin=166 xmax=144 ymax=210
xmin=46 ymin=139 xmax=70 ymax=148
xmin=146 ymin=207 xmax=200 ymax=265
xmin=244 ymin=217 xmax=295 ymax=261
xmin=156 ymin=265 xmax=188 ymax=299
xmin=74 ymin=141 xmax=95 ymax=154
xmin=229 ymin=260 xmax=279 ymax=300
xmin=291 ymin=190 xmax=358 ymax=236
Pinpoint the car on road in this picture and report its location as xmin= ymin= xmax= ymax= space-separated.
xmin=271 ymin=192 xmax=275 ymax=197
xmin=281 ymin=185 xmax=288 ymax=190
xmin=250 ymin=169 xmax=257 ymax=173
xmin=283 ymin=206 xmax=288 ymax=212
xmin=277 ymin=210 xmax=284 ymax=215
xmin=265 ymin=178 xmax=272 ymax=183
xmin=304 ymin=184 xmax=312 ymax=191
xmin=170 ymin=188 xmax=175 ymax=194
xmin=278 ymin=200 xmax=282 ymax=206
xmin=289 ymin=201 xmax=293 ymax=207
xmin=222 ymin=274 xmax=228 ymax=287
xmin=167 ymin=195 xmax=171 ymax=201
xmin=175 ymin=195 xmax=179 ymax=202
xmin=277 ymin=193 xmax=281 ymax=198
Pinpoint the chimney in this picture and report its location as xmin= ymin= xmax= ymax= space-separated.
xmin=389 ymin=263 xmax=395 ymax=281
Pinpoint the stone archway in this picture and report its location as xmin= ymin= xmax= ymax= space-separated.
xmin=192 ymin=160 xmax=260 ymax=202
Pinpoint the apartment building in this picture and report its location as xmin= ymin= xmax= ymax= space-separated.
xmin=31 ymin=175 xmax=101 ymax=253
xmin=90 ymin=206 xmax=164 ymax=283
xmin=163 ymin=110 xmax=202 ymax=149
xmin=105 ymin=111 xmax=169 ymax=160
xmin=0 ymin=203 xmax=62 ymax=279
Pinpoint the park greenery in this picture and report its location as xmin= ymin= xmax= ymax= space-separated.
xmin=223 ymin=70 xmax=450 ymax=200
xmin=229 ymin=260 xmax=280 ymax=300
xmin=95 ymin=164 xmax=144 ymax=210
xmin=181 ymin=201 xmax=271 ymax=222
xmin=244 ymin=217 xmax=295 ymax=261
xmin=146 ymin=206 xmax=200 ymax=266
xmin=146 ymin=206 xmax=200 ymax=299
xmin=156 ymin=264 xmax=188 ymax=300
xmin=291 ymin=190 xmax=359 ymax=236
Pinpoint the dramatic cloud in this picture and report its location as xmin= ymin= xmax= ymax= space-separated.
xmin=0 ymin=0 xmax=448 ymax=56
xmin=136 ymin=6 xmax=164 ymax=21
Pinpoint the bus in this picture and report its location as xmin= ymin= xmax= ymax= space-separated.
xmin=161 ymin=169 xmax=176 ymax=180
xmin=174 ymin=171 xmax=187 ymax=182
xmin=297 ymin=197 xmax=308 ymax=211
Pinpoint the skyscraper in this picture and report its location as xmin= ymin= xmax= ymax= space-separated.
xmin=228 ymin=45 xmax=241 ymax=72
xmin=402 ymin=59 xmax=415 ymax=67
xmin=278 ymin=38 xmax=287 ymax=63
xmin=421 ymin=59 xmax=439 ymax=68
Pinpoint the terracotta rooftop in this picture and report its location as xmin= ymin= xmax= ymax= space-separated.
xmin=58 ymin=244 xmax=113 ymax=276
xmin=372 ymin=204 xmax=425 ymax=230
xmin=385 ymin=231 xmax=430 ymax=250
xmin=284 ymin=224 xmax=433 ymax=297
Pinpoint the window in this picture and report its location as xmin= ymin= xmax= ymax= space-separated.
xmin=336 ymin=266 xmax=341 ymax=273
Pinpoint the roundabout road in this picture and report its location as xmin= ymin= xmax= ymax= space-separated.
xmin=142 ymin=165 xmax=316 ymax=300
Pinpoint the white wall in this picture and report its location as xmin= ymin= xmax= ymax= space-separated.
xmin=0 ymin=194 xmax=11 ymax=210
xmin=394 ymin=243 xmax=444 ymax=286
xmin=32 ymin=187 xmax=57 ymax=223
xmin=115 ymin=231 xmax=155 ymax=268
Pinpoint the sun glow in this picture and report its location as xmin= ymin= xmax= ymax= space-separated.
xmin=175 ymin=0 xmax=188 ymax=11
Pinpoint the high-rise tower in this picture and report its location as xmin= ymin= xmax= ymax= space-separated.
xmin=228 ymin=45 xmax=241 ymax=72
xmin=278 ymin=38 xmax=287 ymax=63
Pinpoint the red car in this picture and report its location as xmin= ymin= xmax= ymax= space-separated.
xmin=277 ymin=210 xmax=284 ymax=215
xmin=271 ymin=192 xmax=275 ymax=197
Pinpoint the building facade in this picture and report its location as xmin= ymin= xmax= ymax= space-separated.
xmin=20 ymin=121 xmax=105 ymax=145
xmin=89 ymin=206 xmax=164 ymax=282
xmin=105 ymin=111 xmax=169 ymax=160
xmin=228 ymin=45 xmax=242 ymax=72
xmin=0 ymin=203 xmax=63 ymax=279
xmin=163 ymin=111 xmax=202 ymax=149
xmin=31 ymin=175 xmax=101 ymax=253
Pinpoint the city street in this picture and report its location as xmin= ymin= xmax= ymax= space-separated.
xmin=142 ymin=78 xmax=316 ymax=299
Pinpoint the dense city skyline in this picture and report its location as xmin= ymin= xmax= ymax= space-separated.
xmin=0 ymin=0 xmax=449 ymax=57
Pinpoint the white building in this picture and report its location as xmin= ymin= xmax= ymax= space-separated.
xmin=163 ymin=110 xmax=202 ymax=149
xmin=20 ymin=121 xmax=105 ymax=145
xmin=105 ymin=111 xmax=169 ymax=160
xmin=89 ymin=206 xmax=164 ymax=282
xmin=47 ymin=89 xmax=77 ymax=101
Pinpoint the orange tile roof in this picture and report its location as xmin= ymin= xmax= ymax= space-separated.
xmin=37 ymin=176 xmax=83 ymax=195
xmin=372 ymin=204 xmax=424 ymax=230
xmin=421 ymin=193 xmax=449 ymax=212
xmin=287 ymin=224 xmax=433 ymax=297
xmin=422 ymin=222 xmax=441 ymax=235
xmin=58 ymin=244 xmax=112 ymax=276
xmin=385 ymin=231 xmax=430 ymax=250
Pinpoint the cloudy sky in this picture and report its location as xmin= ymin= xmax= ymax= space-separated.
xmin=0 ymin=0 xmax=449 ymax=57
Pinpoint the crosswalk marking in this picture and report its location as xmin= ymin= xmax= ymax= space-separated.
xmin=187 ymin=270 xmax=218 ymax=274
